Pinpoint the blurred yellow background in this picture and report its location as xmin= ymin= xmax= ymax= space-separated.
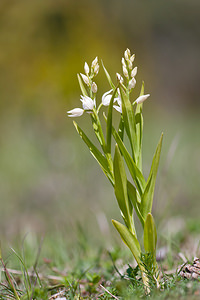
xmin=0 ymin=0 xmax=200 ymax=244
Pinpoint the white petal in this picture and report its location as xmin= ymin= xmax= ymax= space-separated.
xmin=80 ymin=95 xmax=95 ymax=110
xmin=67 ymin=108 xmax=84 ymax=117
xmin=116 ymin=73 xmax=124 ymax=83
xmin=113 ymin=105 xmax=122 ymax=113
xmin=136 ymin=94 xmax=150 ymax=104
xmin=114 ymin=95 xmax=121 ymax=107
xmin=102 ymin=90 xmax=113 ymax=106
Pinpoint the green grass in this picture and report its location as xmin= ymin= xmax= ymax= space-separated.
xmin=1 ymin=227 xmax=200 ymax=299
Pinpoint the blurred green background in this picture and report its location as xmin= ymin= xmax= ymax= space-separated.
xmin=0 ymin=0 xmax=200 ymax=247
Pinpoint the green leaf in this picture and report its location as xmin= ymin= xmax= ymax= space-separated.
xmin=119 ymin=85 xmax=137 ymax=162
xmin=118 ymin=116 xmax=125 ymax=141
xmin=144 ymin=213 xmax=157 ymax=260
xmin=112 ymin=126 xmax=146 ymax=196
xmin=102 ymin=61 xmax=116 ymax=90
xmin=135 ymin=81 xmax=145 ymax=171
xmin=106 ymin=85 xmax=119 ymax=153
xmin=112 ymin=219 xmax=141 ymax=265
xmin=127 ymin=181 xmax=144 ymax=227
xmin=113 ymin=145 xmax=134 ymax=234
xmin=77 ymin=74 xmax=88 ymax=97
xmin=91 ymin=114 xmax=105 ymax=151
xmin=141 ymin=133 xmax=163 ymax=219
xmin=73 ymin=121 xmax=114 ymax=185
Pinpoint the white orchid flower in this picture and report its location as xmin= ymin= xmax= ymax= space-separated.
xmin=113 ymin=103 xmax=122 ymax=113
xmin=102 ymin=90 xmax=113 ymax=106
xmin=67 ymin=108 xmax=84 ymax=117
xmin=80 ymin=95 xmax=96 ymax=110
xmin=102 ymin=89 xmax=122 ymax=113
xmin=113 ymin=90 xmax=122 ymax=113
xmin=67 ymin=95 xmax=95 ymax=118
xmin=135 ymin=94 xmax=150 ymax=104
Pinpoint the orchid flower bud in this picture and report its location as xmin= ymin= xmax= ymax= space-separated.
xmin=80 ymin=73 xmax=90 ymax=86
xmin=91 ymin=82 xmax=98 ymax=93
xmin=128 ymin=77 xmax=136 ymax=89
xmin=128 ymin=60 xmax=133 ymax=70
xmin=121 ymin=57 xmax=126 ymax=68
xmin=116 ymin=73 xmax=124 ymax=83
xmin=130 ymin=54 xmax=135 ymax=63
xmin=124 ymin=48 xmax=131 ymax=61
xmin=135 ymin=94 xmax=150 ymax=104
xmin=93 ymin=63 xmax=99 ymax=75
xmin=91 ymin=57 xmax=98 ymax=68
xmin=131 ymin=67 xmax=137 ymax=78
xmin=123 ymin=66 xmax=129 ymax=78
xmin=84 ymin=62 xmax=90 ymax=75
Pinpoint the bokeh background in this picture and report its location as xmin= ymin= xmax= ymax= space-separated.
xmin=0 ymin=0 xmax=200 ymax=250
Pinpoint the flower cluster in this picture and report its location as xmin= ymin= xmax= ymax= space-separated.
xmin=67 ymin=49 xmax=150 ymax=118
xmin=68 ymin=57 xmax=99 ymax=117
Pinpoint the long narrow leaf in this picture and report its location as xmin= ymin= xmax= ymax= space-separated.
xmin=102 ymin=61 xmax=116 ymax=90
xmin=73 ymin=122 xmax=114 ymax=185
xmin=143 ymin=213 xmax=157 ymax=255
xmin=127 ymin=181 xmax=144 ymax=227
xmin=114 ymin=145 xmax=135 ymax=234
xmin=144 ymin=213 xmax=157 ymax=269
xmin=135 ymin=81 xmax=145 ymax=170
xmin=106 ymin=85 xmax=119 ymax=153
xmin=77 ymin=74 xmax=88 ymax=97
xmin=112 ymin=219 xmax=141 ymax=265
xmin=112 ymin=126 xmax=146 ymax=195
xmin=118 ymin=116 xmax=125 ymax=141
xmin=141 ymin=133 xmax=163 ymax=219
xmin=119 ymin=85 xmax=137 ymax=163
xmin=91 ymin=114 xmax=106 ymax=151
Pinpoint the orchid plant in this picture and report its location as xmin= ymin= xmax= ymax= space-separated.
xmin=67 ymin=49 xmax=163 ymax=291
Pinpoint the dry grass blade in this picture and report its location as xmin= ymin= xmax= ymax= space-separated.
xmin=99 ymin=284 xmax=119 ymax=300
